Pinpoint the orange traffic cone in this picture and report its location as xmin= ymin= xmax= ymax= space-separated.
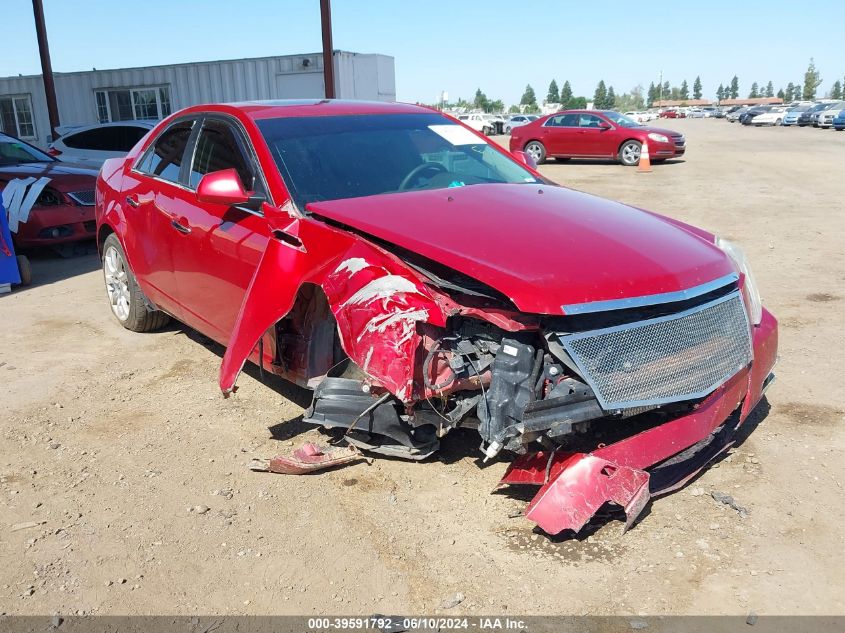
xmin=637 ymin=141 xmax=652 ymax=173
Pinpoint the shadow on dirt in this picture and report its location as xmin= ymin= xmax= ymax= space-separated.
xmin=4 ymin=241 xmax=99 ymax=296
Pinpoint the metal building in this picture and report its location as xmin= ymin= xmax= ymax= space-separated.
xmin=0 ymin=51 xmax=395 ymax=147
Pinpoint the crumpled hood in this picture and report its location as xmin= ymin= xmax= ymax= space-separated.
xmin=0 ymin=161 xmax=99 ymax=192
xmin=308 ymin=183 xmax=734 ymax=315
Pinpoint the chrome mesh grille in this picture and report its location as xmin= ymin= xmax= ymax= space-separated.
xmin=67 ymin=190 xmax=95 ymax=206
xmin=559 ymin=291 xmax=752 ymax=410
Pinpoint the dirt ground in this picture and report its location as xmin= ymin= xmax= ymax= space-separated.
xmin=1 ymin=119 xmax=844 ymax=617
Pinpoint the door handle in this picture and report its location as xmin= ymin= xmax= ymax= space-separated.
xmin=125 ymin=195 xmax=140 ymax=208
xmin=170 ymin=219 xmax=191 ymax=235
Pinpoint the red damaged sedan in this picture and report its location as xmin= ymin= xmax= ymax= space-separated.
xmin=509 ymin=110 xmax=685 ymax=166
xmin=95 ymin=100 xmax=776 ymax=536
xmin=1 ymin=132 xmax=98 ymax=248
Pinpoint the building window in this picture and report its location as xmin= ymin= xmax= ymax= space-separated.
xmin=0 ymin=95 xmax=37 ymax=139
xmin=94 ymin=86 xmax=172 ymax=123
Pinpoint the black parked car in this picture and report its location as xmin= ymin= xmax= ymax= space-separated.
xmin=797 ymin=103 xmax=831 ymax=127
xmin=739 ymin=105 xmax=772 ymax=125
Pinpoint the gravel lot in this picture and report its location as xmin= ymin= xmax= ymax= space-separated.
xmin=1 ymin=119 xmax=843 ymax=616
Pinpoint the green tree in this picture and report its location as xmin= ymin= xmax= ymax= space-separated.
xmin=508 ymin=104 xmax=521 ymax=114
xmin=765 ymin=81 xmax=774 ymax=98
xmin=607 ymin=86 xmax=617 ymax=109
xmin=546 ymin=80 xmax=560 ymax=104
xmin=748 ymin=82 xmax=759 ymax=98
xmin=647 ymin=82 xmax=657 ymax=106
xmin=662 ymin=81 xmax=671 ymax=101
xmin=777 ymin=88 xmax=785 ymax=100
xmin=488 ymin=99 xmax=504 ymax=113
xmin=593 ymin=80 xmax=608 ymax=108
xmin=474 ymin=88 xmax=489 ymax=111
xmin=520 ymin=84 xmax=538 ymax=109
xmin=730 ymin=76 xmax=740 ymax=99
xmin=831 ymin=80 xmax=843 ymax=100
xmin=569 ymin=96 xmax=588 ymax=109
xmin=716 ymin=84 xmax=725 ymax=101
xmin=693 ymin=76 xmax=703 ymax=100
xmin=803 ymin=58 xmax=822 ymax=100
xmin=680 ymin=79 xmax=690 ymax=100
xmin=559 ymin=80 xmax=573 ymax=108
xmin=785 ymin=82 xmax=795 ymax=102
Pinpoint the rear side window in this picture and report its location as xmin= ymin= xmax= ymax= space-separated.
xmin=136 ymin=120 xmax=194 ymax=183
xmin=63 ymin=125 xmax=149 ymax=152
xmin=188 ymin=119 xmax=256 ymax=191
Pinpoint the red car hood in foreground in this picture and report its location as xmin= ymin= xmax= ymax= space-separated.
xmin=0 ymin=161 xmax=99 ymax=192
xmin=308 ymin=183 xmax=733 ymax=315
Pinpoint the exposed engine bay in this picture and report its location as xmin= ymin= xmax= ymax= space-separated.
xmin=303 ymin=271 xmax=753 ymax=464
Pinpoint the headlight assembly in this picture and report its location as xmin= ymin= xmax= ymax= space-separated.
xmin=716 ymin=237 xmax=763 ymax=325
xmin=647 ymin=133 xmax=669 ymax=143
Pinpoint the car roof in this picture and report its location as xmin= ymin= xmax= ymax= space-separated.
xmin=57 ymin=120 xmax=157 ymax=136
xmin=196 ymin=99 xmax=434 ymax=121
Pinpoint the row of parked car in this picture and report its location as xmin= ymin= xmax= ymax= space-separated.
xmin=725 ymin=102 xmax=845 ymax=129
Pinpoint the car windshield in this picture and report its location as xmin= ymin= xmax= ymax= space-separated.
xmin=257 ymin=113 xmax=541 ymax=209
xmin=602 ymin=111 xmax=642 ymax=128
xmin=0 ymin=137 xmax=54 ymax=165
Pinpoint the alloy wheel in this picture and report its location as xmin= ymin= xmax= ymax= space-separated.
xmin=104 ymin=245 xmax=131 ymax=322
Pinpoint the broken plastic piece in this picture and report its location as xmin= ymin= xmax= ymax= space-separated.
xmin=249 ymin=442 xmax=366 ymax=475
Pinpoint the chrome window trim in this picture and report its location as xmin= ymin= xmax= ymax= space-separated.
xmin=559 ymin=289 xmax=751 ymax=410
xmin=561 ymin=272 xmax=739 ymax=315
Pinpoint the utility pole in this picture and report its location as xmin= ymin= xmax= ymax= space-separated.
xmin=31 ymin=0 xmax=60 ymax=140
xmin=319 ymin=0 xmax=335 ymax=99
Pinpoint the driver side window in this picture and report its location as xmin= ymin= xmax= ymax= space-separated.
xmin=189 ymin=119 xmax=259 ymax=192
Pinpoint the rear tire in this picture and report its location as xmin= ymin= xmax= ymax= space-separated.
xmin=524 ymin=141 xmax=546 ymax=164
xmin=618 ymin=140 xmax=642 ymax=166
xmin=15 ymin=255 xmax=31 ymax=286
xmin=102 ymin=234 xmax=170 ymax=333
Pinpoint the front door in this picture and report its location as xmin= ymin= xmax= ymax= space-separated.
xmin=168 ymin=117 xmax=271 ymax=344
xmin=576 ymin=113 xmax=615 ymax=157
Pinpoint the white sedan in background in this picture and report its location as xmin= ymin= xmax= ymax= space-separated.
xmin=504 ymin=114 xmax=538 ymax=133
xmin=750 ymin=107 xmax=789 ymax=126
xmin=48 ymin=121 xmax=156 ymax=166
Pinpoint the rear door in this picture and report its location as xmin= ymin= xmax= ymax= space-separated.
xmin=122 ymin=118 xmax=198 ymax=318
xmin=542 ymin=113 xmax=579 ymax=155
xmin=169 ymin=116 xmax=271 ymax=343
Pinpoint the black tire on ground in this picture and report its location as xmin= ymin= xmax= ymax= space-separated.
xmin=102 ymin=233 xmax=170 ymax=333
xmin=524 ymin=140 xmax=547 ymax=164
xmin=15 ymin=255 xmax=32 ymax=286
xmin=618 ymin=140 xmax=642 ymax=166
xmin=482 ymin=126 xmax=492 ymax=136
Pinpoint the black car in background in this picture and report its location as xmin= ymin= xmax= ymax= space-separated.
xmin=798 ymin=103 xmax=832 ymax=127
xmin=740 ymin=105 xmax=773 ymax=125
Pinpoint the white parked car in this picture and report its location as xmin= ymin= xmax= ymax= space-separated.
xmin=819 ymin=101 xmax=845 ymax=128
xmin=48 ymin=121 xmax=156 ymax=166
xmin=504 ymin=114 xmax=537 ymax=133
xmin=750 ymin=107 xmax=789 ymax=126
xmin=457 ymin=113 xmax=494 ymax=135
xmin=623 ymin=111 xmax=649 ymax=123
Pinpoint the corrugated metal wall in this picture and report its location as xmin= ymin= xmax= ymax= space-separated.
xmin=0 ymin=52 xmax=396 ymax=147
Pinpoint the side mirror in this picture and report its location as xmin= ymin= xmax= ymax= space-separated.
xmin=598 ymin=121 xmax=612 ymax=130
xmin=196 ymin=169 xmax=261 ymax=207
xmin=512 ymin=150 xmax=537 ymax=170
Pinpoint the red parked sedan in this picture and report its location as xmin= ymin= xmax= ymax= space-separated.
xmin=508 ymin=110 xmax=686 ymax=166
xmin=1 ymin=132 xmax=98 ymax=248
xmin=95 ymin=100 xmax=775 ymax=535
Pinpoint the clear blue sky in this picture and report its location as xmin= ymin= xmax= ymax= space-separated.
xmin=2 ymin=0 xmax=842 ymax=104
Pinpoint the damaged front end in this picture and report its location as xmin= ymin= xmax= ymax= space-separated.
xmin=222 ymin=215 xmax=777 ymax=537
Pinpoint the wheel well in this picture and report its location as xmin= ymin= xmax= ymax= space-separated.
xmin=274 ymin=283 xmax=345 ymax=385
xmin=618 ymin=138 xmax=642 ymax=153
xmin=97 ymin=224 xmax=114 ymax=256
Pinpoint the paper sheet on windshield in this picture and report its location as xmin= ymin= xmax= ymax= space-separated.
xmin=428 ymin=125 xmax=482 ymax=146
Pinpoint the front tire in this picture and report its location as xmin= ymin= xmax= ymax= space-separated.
xmin=102 ymin=234 xmax=170 ymax=332
xmin=618 ymin=140 xmax=642 ymax=166
xmin=524 ymin=141 xmax=546 ymax=164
